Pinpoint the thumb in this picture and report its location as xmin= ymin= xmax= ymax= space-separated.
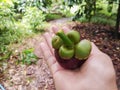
xmin=90 ymin=42 xmax=102 ymax=55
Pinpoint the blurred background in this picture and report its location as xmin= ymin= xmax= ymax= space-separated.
xmin=0 ymin=0 xmax=120 ymax=90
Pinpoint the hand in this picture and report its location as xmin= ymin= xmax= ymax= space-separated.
xmin=40 ymin=26 xmax=117 ymax=90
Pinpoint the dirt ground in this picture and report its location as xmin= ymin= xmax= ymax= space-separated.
xmin=0 ymin=21 xmax=120 ymax=90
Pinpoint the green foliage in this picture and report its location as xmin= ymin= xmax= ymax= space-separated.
xmin=66 ymin=0 xmax=119 ymax=38
xmin=13 ymin=0 xmax=52 ymax=13
xmin=64 ymin=0 xmax=118 ymax=23
xmin=22 ymin=7 xmax=46 ymax=31
xmin=91 ymin=15 xmax=115 ymax=26
xmin=17 ymin=48 xmax=39 ymax=65
xmin=0 ymin=5 xmax=32 ymax=56
xmin=45 ymin=13 xmax=63 ymax=21
xmin=58 ymin=5 xmax=73 ymax=17
xmin=44 ymin=1 xmax=73 ymax=20
xmin=0 ymin=1 xmax=46 ymax=61
xmin=64 ymin=0 xmax=97 ymax=20
xmin=76 ymin=13 xmax=116 ymax=26
xmin=0 ymin=2 xmax=15 ymax=55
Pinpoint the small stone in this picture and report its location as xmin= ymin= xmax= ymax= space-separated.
xmin=12 ymin=76 xmax=22 ymax=85
xmin=26 ymin=66 xmax=36 ymax=75
xmin=116 ymin=47 xmax=120 ymax=50
xmin=9 ymin=69 xmax=15 ymax=75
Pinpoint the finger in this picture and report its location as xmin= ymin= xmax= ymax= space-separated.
xmin=40 ymin=42 xmax=56 ymax=67
xmin=40 ymin=42 xmax=64 ymax=74
xmin=90 ymin=42 xmax=102 ymax=55
xmin=52 ymin=25 xmax=70 ymax=34
xmin=43 ymin=32 xmax=54 ymax=54
xmin=62 ymin=26 xmax=70 ymax=33
xmin=52 ymin=25 xmax=60 ymax=34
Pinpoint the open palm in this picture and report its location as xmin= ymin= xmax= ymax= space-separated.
xmin=40 ymin=25 xmax=117 ymax=90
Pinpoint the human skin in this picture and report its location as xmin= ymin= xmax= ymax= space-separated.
xmin=40 ymin=25 xmax=118 ymax=90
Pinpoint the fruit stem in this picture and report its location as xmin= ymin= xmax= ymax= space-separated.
xmin=57 ymin=30 xmax=73 ymax=47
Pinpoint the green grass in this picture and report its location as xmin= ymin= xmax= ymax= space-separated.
xmin=77 ymin=13 xmax=116 ymax=26
xmin=45 ymin=13 xmax=63 ymax=21
xmin=17 ymin=48 xmax=39 ymax=65
xmin=90 ymin=15 xmax=116 ymax=26
xmin=0 ymin=5 xmax=47 ymax=61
